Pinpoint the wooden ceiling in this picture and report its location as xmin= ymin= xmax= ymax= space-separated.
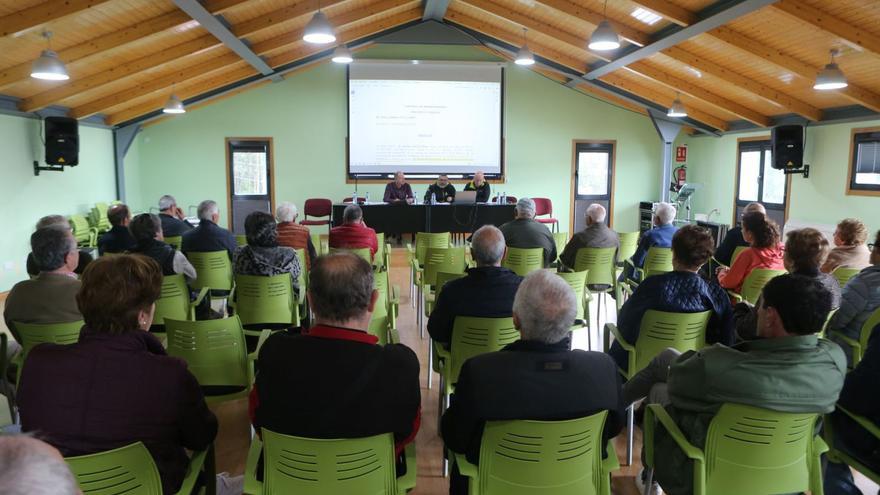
xmin=1 ymin=0 xmax=878 ymax=132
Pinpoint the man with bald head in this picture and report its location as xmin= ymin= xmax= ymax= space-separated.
xmin=383 ymin=171 xmax=414 ymax=205
xmin=559 ymin=203 xmax=619 ymax=269
xmin=499 ymin=197 xmax=558 ymax=267
xmin=715 ymin=202 xmax=766 ymax=267
xmin=442 ymin=270 xmax=625 ymax=494
xmin=463 ymin=171 xmax=491 ymax=203
xmin=0 ymin=435 xmax=78 ymax=495
xmin=428 ymin=225 xmax=523 ymax=347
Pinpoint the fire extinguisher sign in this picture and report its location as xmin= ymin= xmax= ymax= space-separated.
xmin=675 ymin=145 xmax=688 ymax=163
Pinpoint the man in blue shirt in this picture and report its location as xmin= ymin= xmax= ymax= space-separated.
xmin=622 ymin=202 xmax=677 ymax=282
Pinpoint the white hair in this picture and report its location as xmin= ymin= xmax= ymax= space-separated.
xmin=0 ymin=435 xmax=78 ymax=495
xmin=275 ymin=202 xmax=298 ymax=223
xmin=471 ymin=225 xmax=506 ymax=266
xmin=196 ymin=200 xmax=219 ymax=221
xmin=158 ymin=195 xmax=176 ymax=211
xmin=585 ymin=203 xmax=607 ymax=223
xmin=515 ymin=197 xmax=536 ymax=218
xmin=654 ymin=202 xmax=676 ymax=225
xmin=513 ymin=270 xmax=577 ymax=344
xmin=743 ymin=202 xmax=766 ymax=215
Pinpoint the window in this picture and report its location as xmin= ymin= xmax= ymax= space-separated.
xmin=230 ymin=143 xmax=269 ymax=195
xmin=736 ymin=140 xmax=787 ymax=207
xmin=850 ymin=129 xmax=880 ymax=193
xmin=575 ymin=143 xmax=613 ymax=198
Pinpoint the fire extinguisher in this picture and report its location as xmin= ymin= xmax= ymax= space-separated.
xmin=672 ymin=165 xmax=687 ymax=192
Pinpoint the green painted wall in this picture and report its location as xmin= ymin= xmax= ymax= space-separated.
xmin=125 ymin=44 xmax=663 ymax=234
xmin=676 ymin=119 xmax=880 ymax=235
xmin=0 ymin=113 xmax=116 ymax=291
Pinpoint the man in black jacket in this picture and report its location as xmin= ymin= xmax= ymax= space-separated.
xmin=425 ymin=174 xmax=456 ymax=203
xmin=98 ymin=204 xmax=136 ymax=255
xmin=714 ymin=202 xmax=765 ymax=267
xmin=442 ymin=269 xmax=626 ymax=495
xmin=463 ymin=170 xmax=491 ymax=203
xmin=158 ymin=194 xmax=194 ymax=237
xmin=427 ymin=225 xmax=522 ymax=347
xmin=182 ymin=200 xmax=237 ymax=258
xmin=499 ymin=197 xmax=557 ymax=267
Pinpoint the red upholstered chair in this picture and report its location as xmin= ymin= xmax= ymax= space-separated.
xmin=342 ymin=197 xmax=367 ymax=204
xmin=490 ymin=196 xmax=518 ymax=204
xmin=532 ymin=197 xmax=558 ymax=232
xmin=301 ymin=198 xmax=332 ymax=233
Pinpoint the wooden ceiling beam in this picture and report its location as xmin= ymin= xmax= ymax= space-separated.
xmin=532 ymin=0 xmax=651 ymax=46
xmin=710 ymin=26 xmax=880 ymax=113
xmin=629 ymin=0 xmax=697 ymax=27
xmin=0 ymin=0 xmax=114 ymax=37
xmin=771 ymin=0 xmax=880 ymax=57
xmin=662 ymin=46 xmax=822 ymax=121
xmin=231 ymin=0 xmax=351 ymax=38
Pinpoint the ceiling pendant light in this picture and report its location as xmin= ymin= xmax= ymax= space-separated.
xmin=303 ymin=1 xmax=336 ymax=44
xmin=515 ymin=28 xmax=535 ymax=66
xmin=814 ymin=49 xmax=848 ymax=90
xmin=31 ymin=31 xmax=69 ymax=81
xmin=667 ymin=93 xmax=687 ymax=117
xmin=162 ymin=92 xmax=185 ymax=114
xmin=331 ymin=45 xmax=353 ymax=64
xmin=588 ymin=0 xmax=620 ymax=51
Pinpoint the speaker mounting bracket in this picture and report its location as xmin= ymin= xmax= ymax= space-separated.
xmin=33 ymin=160 xmax=66 ymax=176
xmin=783 ymin=164 xmax=810 ymax=179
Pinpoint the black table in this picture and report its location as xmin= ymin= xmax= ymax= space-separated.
xmin=331 ymin=203 xmax=516 ymax=235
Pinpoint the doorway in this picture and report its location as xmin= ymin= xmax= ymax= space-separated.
xmin=733 ymin=137 xmax=790 ymax=229
xmin=571 ymin=140 xmax=616 ymax=234
xmin=226 ymin=138 xmax=275 ymax=235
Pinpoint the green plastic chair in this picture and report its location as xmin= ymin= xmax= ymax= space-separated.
xmin=236 ymin=235 xmax=247 ymax=247
xmin=375 ymin=232 xmax=388 ymax=270
xmin=374 ymin=269 xmax=399 ymax=330
xmin=165 ymin=236 xmax=183 ymax=250
xmin=644 ymin=403 xmax=826 ymax=495
xmin=454 ymin=413 xmax=619 ymax=495
xmin=830 ymin=306 xmax=880 ymax=368
xmin=187 ymin=251 xmax=233 ymax=293
xmin=501 ymin=247 xmax=544 ymax=276
xmin=328 ymin=246 xmax=371 ymax=263
xmin=69 ymin=214 xmax=98 ymax=248
xmin=152 ymin=274 xmax=208 ymax=328
xmin=13 ymin=319 xmax=83 ymax=382
xmin=244 ymin=429 xmax=416 ymax=495
xmin=426 ymin=271 xmax=468 ymax=390
xmin=712 ymin=245 xmax=748 ymax=270
xmin=616 ymin=232 xmax=639 ymax=265
xmin=555 ymin=270 xmax=593 ymax=347
xmin=622 ymin=247 xmax=673 ymax=299
xmin=89 ymin=202 xmax=111 ymax=233
xmin=832 ymin=266 xmax=861 ymax=288
xmin=419 ymin=247 xmax=467 ymax=336
xmin=0 ymin=333 xmax=13 ymax=425
xmin=728 ymin=268 xmax=787 ymax=305
xmin=406 ymin=232 xmax=450 ymax=305
xmin=230 ymin=273 xmax=300 ymax=332
xmin=165 ymin=315 xmax=255 ymax=404
xmin=573 ymin=247 xmax=618 ymax=330
xmin=67 ymin=441 xmax=212 ymax=495
xmin=553 ymin=232 xmax=569 ymax=263
xmin=824 ymin=405 xmax=880 ymax=485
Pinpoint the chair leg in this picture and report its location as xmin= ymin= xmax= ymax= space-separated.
xmin=441 ymin=392 xmax=451 ymax=477
xmin=427 ymin=340 xmax=433 ymax=389
xmin=626 ymin=403 xmax=635 ymax=466
xmin=644 ymin=468 xmax=655 ymax=495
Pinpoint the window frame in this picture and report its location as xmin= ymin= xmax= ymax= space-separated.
xmin=225 ymin=137 xmax=275 ymax=231
xmin=847 ymin=126 xmax=880 ymax=197
xmin=569 ymin=139 xmax=616 ymax=232
xmin=732 ymin=136 xmax=790 ymax=225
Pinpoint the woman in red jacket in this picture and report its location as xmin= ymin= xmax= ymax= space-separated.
xmin=717 ymin=211 xmax=785 ymax=293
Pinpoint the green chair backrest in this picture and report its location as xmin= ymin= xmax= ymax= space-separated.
xmin=449 ymin=316 xmax=519 ymax=385
xmin=329 ymin=246 xmax=371 ymax=263
xmin=617 ymin=232 xmax=640 ymax=263
xmin=573 ymin=247 xmax=617 ymax=286
xmin=424 ymin=246 xmax=466 ymax=287
xmin=642 ymin=247 xmax=673 ymax=278
xmin=373 ymin=270 xmax=390 ymax=319
xmin=261 ymin=429 xmax=399 ymax=494
xmin=234 ymin=273 xmax=298 ymax=327
xmin=739 ymin=268 xmax=787 ymax=305
xmin=90 ymin=203 xmax=111 ymax=232
xmin=414 ymin=232 xmax=450 ymax=266
xmin=69 ymin=214 xmax=94 ymax=245
xmin=553 ymin=232 xmax=569 ymax=260
xmin=165 ymin=236 xmax=183 ymax=250
xmin=236 ymin=234 xmax=247 ymax=247
xmin=435 ymin=271 xmax=466 ymax=298
xmin=476 ymin=412 xmax=610 ymax=495
xmin=375 ymin=232 xmax=386 ymax=269
xmin=368 ymin=315 xmax=389 ymax=345
xmin=294 ymin=248 xmax=308 ymax=294
xmin=631 ymin=310 xmax=712 ymax=375
xmin=832 ymin=266 xmax=861 ymax=288
xmin=858 ymin=307 xmax=880 ymax=352
xmin=153 ymin=274 xmax=191 ymax=326
xmin=730 ymin=246 xmax=748 ymax=267
xmin=187 ymin=250 xmax=233 ymax=292
xmin=502 ymin=247 xmax=544 ymax=276
xmin=67 ymin=442 xmax=163 ymax=494
xmin=14 ymin=320 xmax=83 ymax=367
xmin=702 ymin=403 xmax=821 ymax=495
xmin=165 ymin=316 xmax=249 ymax=390
xmin=556 ymin=270 xmax=588 ymax=322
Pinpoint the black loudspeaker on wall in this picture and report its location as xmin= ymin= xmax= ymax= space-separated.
xmin=770 ymin=124 xmax=804 ymax=171
xmin=44 ymin=116 xmax=79 ymax=166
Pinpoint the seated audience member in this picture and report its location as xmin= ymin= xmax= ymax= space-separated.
xmin=329 ymin=204 xmax=378 ymax=259
xmin=735 ymin=228 xmax=841 ymax=340
xmin=824 ymin=321 xmax=880 ymax=494
xmin=157 ymin=194 xmax=193 ymax=237
xmin=717 ymin=211 xmax=784 ymax=294
xmin=558 ymin=203 xmax=619 ymax=270
xmin=822 ymin=218 xmax=873 ymax=273
xmin=0 ymin=435 xmax=78 ymax=495
xmin=622 ymin=202 xmax=677 ymax=282
xmin=181 ymin=200 xmax=237 ymax=258
xmin=463 ymin=170 xmax=491 ymax=203
xmin=25 ymin=215 xmax=93 ymax=276
xmin=442 ymin=270 xmax=626 ymax=495
xmin=625 ymin=274 xmax=845 ymax=495
xmin=427 ymin=225 xmax=523 ymax=348
xmin=383 ymin=171 xmax=414 ymax=205
xmin=250 ymin=253 xmax=420 ymax=469
xmin=827 ymin=231 xmax=880 ymax=357
xmin=17 ymin=255 xmax=218 ymax=495
xmin=425 ymin=174 xmax=456 ymax=203
xmin=714 ymin=202 xmax=765 ymax=267
xmin=275 ymin=201 xmax=317 ymax=268
xmin=498 ymin=197 xmax=557 ymax=267
xmin=234 ymin=211 xmax=300 ymax=295
xmin=608 ymin=225 xmax=733 ymax=372
xmin=5 ymin=226 xmax=82 ymax=343
xmin=129 ymin=213 xmax=196 ymax=282
xmin=97 ymin=204 xmax=136 ymax=255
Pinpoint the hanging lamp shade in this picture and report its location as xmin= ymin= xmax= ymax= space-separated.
xmin=31 ymin=49 xmax=69 ymax=81
xmin=303 ymin=11 xmax=336 ymax=44
xmin=667 ymin=96 xmax=687 ymax=117
xmin=331 ymin=45 xmax=353 ymax=63
xmin=813 ymin=62 xmax=847 ymax=90
xmin=162 ymin=94 xmax=186 ymax=114
xmin=515 ymin=45 xmax=535 ymax=65
xmin=588 ymin=20 xmax=620 ymax=51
